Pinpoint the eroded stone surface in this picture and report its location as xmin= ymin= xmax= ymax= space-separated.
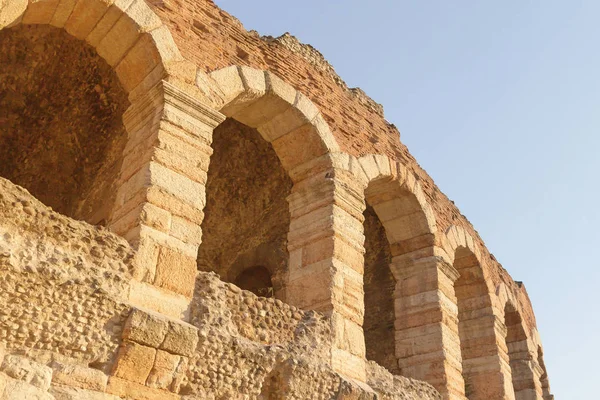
xmin=0 ymin=25 xmax=129 ymax=225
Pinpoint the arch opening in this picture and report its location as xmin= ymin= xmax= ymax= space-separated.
xmin=504 ymin=303 xmax=533 ymax=399
xmin=233 ymin=265 xmax=274 ymax=298
xmin=197 ymin=118 xmax=292 ymax=300
xmin=362 ymin=175 xmax=434 ymax=375
xmin=0 ymin=24 xmax=129 ymax=225
xmin=362 ymin=204 xmax=397 ymax=373
xmin=453 ymin=246 xmax=493 ymax=399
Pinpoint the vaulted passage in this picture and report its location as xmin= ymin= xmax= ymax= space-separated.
xmin=362 ymin=204 xmax=398 ymax=374
xmin=0 ymin=25 xmax=129 ymax=225
xmin=197 ymin=118 xmax=292 ymax=299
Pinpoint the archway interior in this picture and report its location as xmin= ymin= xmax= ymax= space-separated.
xmin=0 ymin=25 xmax=129 ymax=224
xmin=197 ymin=118 xmax=292 ymax=299
xmin=504 ymin=303 xmax=529 ymax=397
xmin=234 ymin=265 xmax=274 ymax=298
xmin=454 ymin=246 xmax=490 ymax=398
xmin=362 ymin=204 xmax=397 ymax=373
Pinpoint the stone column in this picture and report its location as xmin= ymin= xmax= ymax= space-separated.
xmin=462 ymin=313 xmax=515 ymax=400
xmin=285 ymin=169 xmax=368 ymax=381
xmin=392 ymin=254 xmax=466 ymax=400
xmin=108 ymin=80 xmax=225 ymax=319
xmin=509 ymin=340 xmax=543 ymax=400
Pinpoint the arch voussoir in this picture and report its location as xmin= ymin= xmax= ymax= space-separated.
xmin=209 ymin=65 xmax=340 ymax=175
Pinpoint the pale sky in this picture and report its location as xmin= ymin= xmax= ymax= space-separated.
xmin=215 ymin=1 xmax=599 ymax=398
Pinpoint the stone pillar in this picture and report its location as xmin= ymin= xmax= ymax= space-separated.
xmin=392 ymin=255 xmax=466 ymax=400
xmin=509 ymin=340 xmax=543 ymax=400
xmin=285 ymin=169 xmax=368 ymax=381
xmin=108 ymin=80 xmax=225 ymax=319
xmin=461 ymin=313 xmax=515 ymax=400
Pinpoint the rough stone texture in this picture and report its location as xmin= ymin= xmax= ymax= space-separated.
xmin=197 ymin=118 xmax=292 ymax=297
xmin=0 ymin=178 xmax=134 ymax=371
xmin=0 ymin=25 xmax=129 ymax=225
xmin=182 ymin=272 xmax=440 ymax=399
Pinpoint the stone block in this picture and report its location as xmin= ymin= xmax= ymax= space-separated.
xmin=169 ymin=216 xmax=203 ymax=245
xmin=50 ymin=385 xmax=121 ymax=400
xmin=51 ymin=362 xmax=108 ymax=392
xmin=128 ymin=281 xmax=191 ymax=320
xmin=111 ymin=341 xmax=156 ymax=385
xmin=64 ymin=0 xmax=110 ymax=40
xmin=106 ymin=376 xmax=180 ymax=400
xmin=272 ymin=123 xmax=328 ymax=171
xmin=49 ymin=0 xmax=77 ymax=28
xmin=160 ymin=320 xmax=199 ymax=357
xmin=21 ymin=0 xmax=59 ymax=25
xmin=145 ymin=350 xmax=180 ymax=390
xmin=140 ymin=203 xmax=172 ymax=233
xmin=149 ymin=162 xmax=206 ymax=210
xmin=0 ymin=377 xmax=53 ymax=400
xmin=115 ymin=32 xmax=162 ymax=92
xmin=154 ymin=247 xmax=197 ymax=297
xmin=123 ymin=308 xmax=169 ymax=348
xmin=0 ymin=0 xmax=27 ymax=29
xmin=1 ymin=354 xmax=52 ymax=391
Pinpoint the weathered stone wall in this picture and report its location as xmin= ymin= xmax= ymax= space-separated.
xmin=185 ymin=272 xmax=440 ymax=399
xmin=0 ymin=25 xmax=129 ymax=225
xmin=150 ymin=0 xmax=538 ymax=334
xmin=0 ymin=178 xmax=133 ymax=370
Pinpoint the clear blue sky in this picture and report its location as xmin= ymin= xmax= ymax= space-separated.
xmin=215 ymin=1 xmax=598 ymax=398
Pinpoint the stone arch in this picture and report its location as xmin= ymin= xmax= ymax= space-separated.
xmin=209 ymin=65 xmax=341 ymax=180
xmin=0 ymin=0 xmax=184 ymax=94
xmin=349 ymin=154 xmax=438 ymax=374
xmin=199 ymin=66 xmax=343 ymax=303
xmin=0 ymin=0 xmax=186 ymax=228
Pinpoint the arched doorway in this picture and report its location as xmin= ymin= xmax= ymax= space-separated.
xmin=0 ymin=24 xmax=129 ymax=225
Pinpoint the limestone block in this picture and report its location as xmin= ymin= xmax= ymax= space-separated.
xmin=21 ymin=0 xmax=59 ymax=25
xmin=145 ymin=350 xmax=180 ymax=390
xmin=50 ymin=385 xmax=121 ymax=400
xmin=0 ymin=376 xmax=53 ymax=400
xmin=51 ymin=362 xmax=108 ymax=392
xmin=160 ymin=320 xmax=199 ymax=357
xmin=1 ymin=355 xmax=52 ymax=391
xmin=64 ymin=0 xmax=112 ymax=40
xmin=128 ymin=281 xmax=191 ymax=320
xmin=149 ymin=162 xmax=206 ymax=210
xmin=210 ymin=65 xmax=245 ymax=105
xmin=106 ymin=376 xmax=180 ymax=400
xmin=154 ymin=247 xmax=197 ymax=297
xmin=0 ymin=0 xmax=27 ymax=28
xmin=86 ymin=0 xmax=133 ymax=46
xmin=123 ymin=308 xmax=169 ymax=348
xmin=140 ymin=203 xmax=172 ymax=233
xmin=49 ymin=0 xmax=77 ymax=28
xmin=111 ymin=341 xmax=156 ymax=385
xmin=115 ymin=32 xmax=162 ymax=92
xmin=272 ymin=123 xmax=329 ymax=170
xmin=169 ymin=216 xmax=203 ymax=245
xmin=146 ymin=186 xmax=205 ymax=226
xmin=228 ymin=71 xmax=296 ymax=128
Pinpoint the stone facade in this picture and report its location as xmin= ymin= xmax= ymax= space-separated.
xmin=0 ymin=1 xmax=552 ymax=399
